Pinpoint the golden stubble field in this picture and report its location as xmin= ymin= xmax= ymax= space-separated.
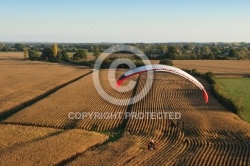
xmin=173 ymin=60 xmax=250 ymax=76
xmin=66 ymin=73 xmax=250 ymax=166
xmin=151 ymin=60 xmax=250 ymax=77
xmin=0 ymin=52 xmax=91 ymax=117
xmin=0 ymin=125 xmax=108 ymax=166
xmin=0 ymin=52 xmax=250 ymax=165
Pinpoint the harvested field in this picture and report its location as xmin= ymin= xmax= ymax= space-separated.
xmin=150 ymin=60 xmax=250 ymax=77
xmin=172 ymin=60 xmax=250 ymax=77
xmin=0 ymin=52 xmax=25 ymax=60
xmin=0 ymin=127 xmax=108 ymax=166
xmin=66 ymin=72 xmax=250 ymax=166
xmin=146 ymin=60 xmax=250 ymax=78
xmin=0 ymin=124 xmax=58 ymax=149
xmin=3 ymin=70 xmax=137 ymax=130
xmin=0 ymin=52 xmax=91 ymax=117
xmin=1 ymin=53 xmax=250 ymax=165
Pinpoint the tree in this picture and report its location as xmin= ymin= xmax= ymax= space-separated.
xmin=52 ymin=43 xmax=58 ymax=57
xmin=41 ymin=47 xmax=54 ymax=60
xmin=157 ymin=45 xmax=168 ymax=55
xmin=23 ymin=48 xmax=29 ymax=60
xmin=73 ymin=49 xmax=87 ymax=60
xmin=61 ymin=50 xmax=69 ymax=60
xmin=208 ymin=53 xmax=215 ymax=60
xmin=159 ymin=59 xmax=173 ymax=66
xmin=228 ymin=48 xmax=237 ymax=58
xmin=183 ymin=44 xmax=192 ymax=51
xmin=211 ymin=45 xmax=220 ymax=55
xmin=28 ymin=50 xmax=40 ymax=60
xmin=165 ymin=46 xmax=178 ymax=59
xmin=194 ymin=46 xmax=201 ymax=59
xmin=93 ymin=46 xmax=100 ymax=58
xmin=237 ymin=47 xmax=249 ymax=59
xmin=2 ymin=46 xmax=9 ymax=52
xmin=200 ymin=46 xmax=211 ymax=59
xmin=0 ymin=43 xmax=4 ymax=51
xmin=15 ymin=43 xmax=24 ymax=51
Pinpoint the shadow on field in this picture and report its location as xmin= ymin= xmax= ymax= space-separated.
xmin=0 ymin=71 xmax=92 ymax=122
xmin=63 ymin=119 xmax=81 ymax=130
xmin=0 ymin=129 xmax=65 ymax=152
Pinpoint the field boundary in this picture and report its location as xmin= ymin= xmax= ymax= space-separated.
xmin=0 ymin=71 xmax=92 ymax=121
xmin=184 ymin=69 xmax=246 ymax=121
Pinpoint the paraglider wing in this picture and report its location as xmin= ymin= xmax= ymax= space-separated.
xmin=116 ymin=65 xmax=208 ymax=103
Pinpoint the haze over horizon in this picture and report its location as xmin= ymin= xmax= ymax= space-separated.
xmin=0 ymin=0 xmax=249 ymax=43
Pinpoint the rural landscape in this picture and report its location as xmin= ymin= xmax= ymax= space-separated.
xmin=0 ymin=46 xmax=249 ymax=165
xmin=1 ymin=0 xmax=250 ymax=165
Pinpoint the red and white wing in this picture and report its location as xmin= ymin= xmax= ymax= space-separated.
xmin=116 ymin=65 xmax=208 ymax=103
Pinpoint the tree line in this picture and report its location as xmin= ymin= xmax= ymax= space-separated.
xmin=23 ymin=43 xmax=89 ymax=62
xmin=1 ymin=42 xmax=250 ymax=60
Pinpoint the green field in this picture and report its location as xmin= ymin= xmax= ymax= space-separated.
xmin=216 ymin=78 xmax=250 ymax=122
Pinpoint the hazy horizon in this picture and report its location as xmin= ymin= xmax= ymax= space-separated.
xmin=1 ymin=0 xmax=250 ymax=43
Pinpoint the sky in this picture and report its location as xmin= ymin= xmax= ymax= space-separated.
xmin=0 ymin=0 xmax=250 ymax=43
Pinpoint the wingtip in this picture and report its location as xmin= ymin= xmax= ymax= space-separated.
xmin=116 ymin=79 xmax=123 ymax=89
xmin=202 ymin=90 xmax=209 ymax=103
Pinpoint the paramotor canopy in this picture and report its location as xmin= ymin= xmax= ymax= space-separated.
xmin=116 ymin=65 xmax=208 ymax=103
